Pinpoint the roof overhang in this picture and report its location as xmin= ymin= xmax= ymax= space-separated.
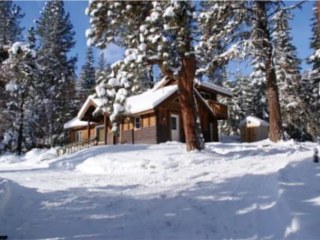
xmin=77 ymin=97 xmax=103 ymax=122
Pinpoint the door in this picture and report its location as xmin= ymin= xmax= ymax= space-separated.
xmin=96 ymin=126 xmax=105 ymax=143
xmin=170 ymin=114 xmax=180 ymax=142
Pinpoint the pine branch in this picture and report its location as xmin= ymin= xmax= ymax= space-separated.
xmin=268 ymin=1 xmax=306 ymax=18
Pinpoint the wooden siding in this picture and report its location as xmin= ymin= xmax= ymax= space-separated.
xmin=240 ymin=125 xmax=269 ymax=142
xmin=134 ymin=126 xmax=157 ymax=144
xmin=121 ymin=129 xmax=134 ymax=144
xmin=70 ymin=125 xmax=96 ymax=143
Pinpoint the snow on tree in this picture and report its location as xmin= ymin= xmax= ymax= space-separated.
xmin=0 ymin=1 xmax=24 ymax=142
xmin=249 ymin=55 xmax=268 ymax=120
xmin=306 ymin=1 xmax=320 ymax=141
xmin=0 ymin=42 xmax=39 ymax=154
xmin=243 ymin=1 xmax=285 ymax=142
xmin=94 ymin=52 xmax=151 ymax=134
xmin=0 ymin=0 xmax=24 ymax=47
xmin=35 ymin=0 xmax=77 ymax=146
xmin=220 ymin=72 xmax=258 ymax=136
xmin=86 ymin=1 xmax=250 ymax=151
xmin=271 ymin=9 xmax=309 ymax=140
xmin=197 ymin=1 xmax=243 ymax=86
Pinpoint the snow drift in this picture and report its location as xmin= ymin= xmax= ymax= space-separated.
xmin=0 ymin=140 xmax=320 ymax=239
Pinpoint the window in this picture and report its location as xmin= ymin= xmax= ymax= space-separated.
xmin=76 ymin=131 xmax=82 ymax=143
xmin=171 ymin=116 xmax=177 ymax=130
xmin=134 ymin=117 xmax=141 ymax=129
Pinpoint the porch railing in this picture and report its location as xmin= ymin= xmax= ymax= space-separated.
xmin=57 ymin=138 xmax=98 ymax=156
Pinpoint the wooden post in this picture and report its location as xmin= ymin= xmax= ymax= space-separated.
xmin=87 ymin=121 xmax=91 ymax=141
xmin=104 ymin=114 xmax=108 ymax=145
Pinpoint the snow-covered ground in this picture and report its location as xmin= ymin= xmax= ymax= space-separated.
xmin=0 ymin=140 xmax=320 ymax=240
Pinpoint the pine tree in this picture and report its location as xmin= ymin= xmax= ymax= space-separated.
xmin=307 ymin=1 xmax=320 ymax=141
xmin=247 ymin=1 xmax=284 ymax=141
xmin=0 ymin=0 xmax=24 ymax=143
xmin=86 ymin=1 xmax=248 ymax=151
xmin=36 ymin=0 xmax=77 ymax=146
xmin=79 ymin=47 xmax=96 ymax=101
xmin=0 ymin=42 xmax=39 ymax=154
xmin=0 ymin=1 xmax=24 ymax=47
xmin=220 ymin=73 xmax=255 ymax=135
xmin=271 ymin=10 xmax=308 ymax=140
xmin=198 ymin=1 xmax=234 ymax=86
xmin=249 ymin=56 xmax=268 ymax=120
xmin=97 ymin=52 xmax=107 ymax=74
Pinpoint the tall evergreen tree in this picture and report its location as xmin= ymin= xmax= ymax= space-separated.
xmin=220 ymin=73 xmax=257 ymax=136
xmin=97 ymin=52 xmax=107 ymax=74
xmin=246 ymin=1 xmax=284 ymax=141
xmin=307 ymin=1 xmax=320 ymax=141
xmin=0 ymin=1 xmax=24 ymax=142
xmin=36 ymin=0 xmax=77 ymax=146
xmin=0 ymin=42 xmax=39 ymax=154
xmin=79 ymin=47 xmax=96 ymax=100
xmin=249 ymin=55 xmax=268 ymax=120
xmin=0 ymin=1 xmax=24 ymax=47
xmin=272 ymin=10 xmax=308 ymax=140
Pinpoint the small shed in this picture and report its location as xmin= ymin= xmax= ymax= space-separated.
xmin=240 ymin=116 xmax=269 ymax=142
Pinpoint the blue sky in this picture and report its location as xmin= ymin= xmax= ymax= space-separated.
xmin=15 ymin=0 xmax=314 ymax=76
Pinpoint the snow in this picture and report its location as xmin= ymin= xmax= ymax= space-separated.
xmin=0 ymin=148 xmax=57 ymax=171
xmin=77 ymin=85 xmax=177 ymax=120
xmin=77 ymin=95 xmax=103 ymax=120
xmin=85 ymin=28 xmax=93 ymax=38
xmin=0 ymin=140 xmax=320 ymax=239
xmin=240 ymin=116 xmax=269 ymax=127
xmin=194 ymin=79 xmax=233 ymax=97
xmin=125 ymin=85 xmax=178 ymax=114
xmin=163 ymin=6 xmax=175 ymax=18
xmin=63 ymin=117 xmax=93 ymax=129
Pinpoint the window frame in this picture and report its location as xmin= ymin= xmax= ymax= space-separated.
xmin=134 ymin=116 xmax=141 ymax=129
xmin=76 ymin=131 xmax=82 ymax=143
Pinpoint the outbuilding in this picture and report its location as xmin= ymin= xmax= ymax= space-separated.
xmin=240 ymin=116 xmax=269 ymax=142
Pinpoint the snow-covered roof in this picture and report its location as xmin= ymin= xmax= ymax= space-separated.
xmin=153 ymin=78 xmax=232 ymax=97
xmin=194 ymin=79 xmax=232 ymax=97
xmin=77 ymin=95 xmax=103 ymax=120
xmin=126 ymin=85 xmax=178 ymax=114
xmin=152 ymin=77 xmax=170 ymax=91
xmin=240 ymin=116 xmax=269 ymax=127
xmin=64 ymin=117 xmax=92 ymax=129
xmin=76 ymin=85 xmax=178 ymax=121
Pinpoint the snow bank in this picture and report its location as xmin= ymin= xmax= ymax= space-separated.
xmin=1 ymin=141 xmax=320 ymax=239
xmin=0 ymin=148 xmax=57 ymax=171
xmin=0 ymin=179 xmax=10 ymax=214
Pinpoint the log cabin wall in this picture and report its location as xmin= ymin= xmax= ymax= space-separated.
xmin=121 ymin=113 xmax=157 ymax=144
xmin=133 ymin=126 xmax=157 ymax=144
xmin=70 ymin=125 xmax=96 ymax=143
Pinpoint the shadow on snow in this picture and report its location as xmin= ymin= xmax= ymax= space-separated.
xmin=1 ymin=158 xmax=319 ymax=239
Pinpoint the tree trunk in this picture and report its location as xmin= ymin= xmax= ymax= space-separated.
xmin=177 ymin=55 xmax=203 ymax=151
xmin=255 ymin=1 xmax=283 ymax=142
xmin=17 ymin=100 xmax=24 ymax=155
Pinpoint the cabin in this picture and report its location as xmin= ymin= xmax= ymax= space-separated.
xmin=64 ymin=78 xmax=232 ymax=145
xmin=240 ymin=116 xmax=269 ymax=142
